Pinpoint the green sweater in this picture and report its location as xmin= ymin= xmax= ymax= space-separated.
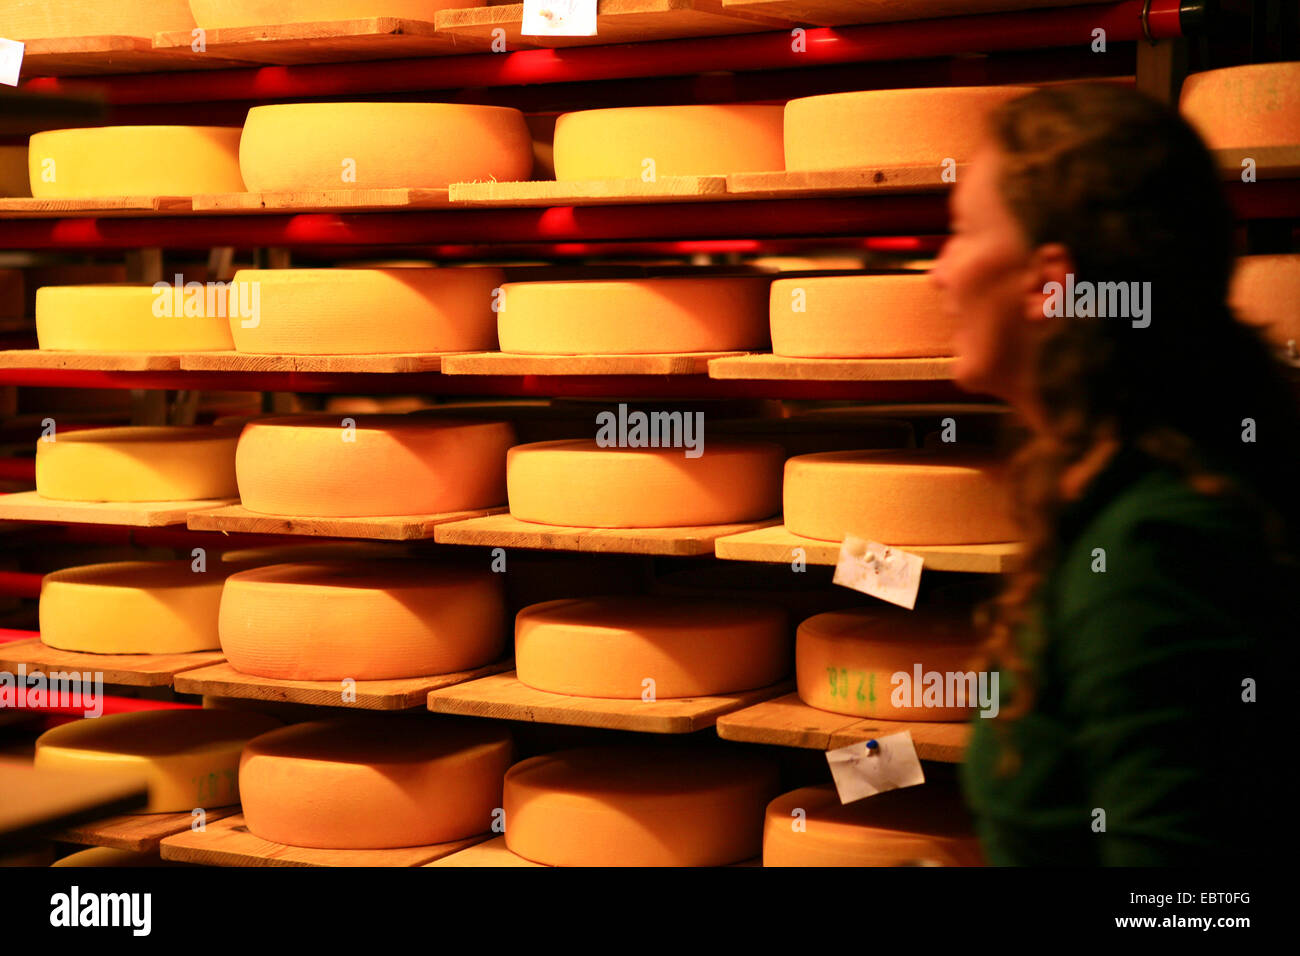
xmin=961 ymin=444 xmax=1283 ymax=865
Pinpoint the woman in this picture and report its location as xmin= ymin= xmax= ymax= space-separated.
xmin=930 ymin=83 xmax=1296 ymax=865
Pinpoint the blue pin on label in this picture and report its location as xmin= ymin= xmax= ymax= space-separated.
xmin=864 ymin=739 xmax=879 ymax=753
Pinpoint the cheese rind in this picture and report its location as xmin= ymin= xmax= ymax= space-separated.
xmin=36 ymin=284 xmax=236 ymax=352
xmin=1229 ymin=254 xmax=1300 ymax=350
xmin=0 ymin=0 xmax=194 ymax=38
xmin=239 ymin=717 xmax=513 ymax=849
xmin=507 ymin=439 xmax=784 ymax=528
xmin=28 ymin=127 xmax=244 ymax=198
xmin=504 ymin=746 xmax=780 ymax=866
xmin=1179 ymin=62 xmax=1300 ymax=150
xmin=189 ymin=0 xmax=477 ymax=27
xmin=770 ymin=274 xmax=953 ymax=358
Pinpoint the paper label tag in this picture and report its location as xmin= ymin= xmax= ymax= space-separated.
xmin=832 ymin=534 xmax=923 ymax=609
xmin=521 ymin=0 xmax=598 ymax=36
xmin=826 ymin=732 xmax=926 ymax=804
xmin=0 ymin=38 xmax=24 ymax=87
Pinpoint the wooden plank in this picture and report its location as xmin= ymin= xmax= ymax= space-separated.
xmin=178 ymin=351 xmax=449 ymax=373
xmin=709 ymin=353 xmax=955 ymax=382
xmin=20 ymin=35 xmax=254 ymax=76
xmin=0 ymin=759 xmax=148 ymax=849
xmin=57 ymin=807 xmax=241 ymax=852
xmin=0 ymin=638 xmax=224 ymax=688
xmin=0 ymin=491 xmax=238 ymax=528
xmin=186 ymin=503 xmax=507 ymax=540
xmin=726 ymin=166 xmax=954 ymax=198
xmin=440 ymin=350 xmax=743 ymax=376
xmin=427 ymin=670 xmax=792 ymax=733
xmin=0 ymin=197 xmax=192 ymax=218
xmin=717 ymin=0 xmax=1096 ymax=27
xmin=1214 ymin=146 xmax=1300 ymax=180
xmin=159 ymin=813 xmax=487 ymax=867
xmin=424 ymin=835 xmax=544 ymax=867
xmin=153 ymin=18 xmax=484 ymax=65
xmin=434 ymin=511 xmax=780 ymax=556
xmin=0 ymin=350 xmax=181 ymax=371
xmin=449 ymin=175 xmax=728 ymax=206
xmin=173 ymin=659 xmax=516 ymax=711
xmin=192 ymin=187 xmax=451 ymax=212
xmin=713 ymin=523 xmax=1023 ymax=574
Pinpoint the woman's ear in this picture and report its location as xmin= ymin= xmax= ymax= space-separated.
xmin=1023 ymin=243 xmax=1075 ymax=323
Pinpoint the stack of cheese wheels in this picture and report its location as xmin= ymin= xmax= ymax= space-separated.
xmin=784 ymin=449 xmax=1016 ymax=544
xmin=1180 ymin=62 xmax=1300 ymax=150
xmin=0 ymin=0 xmax=195 ymax=37
xmin=763 ymin=783 xmax=983 ymax=866
xmin=239 ymin=103 xmax=532 ymax=190
xmin=52 ymin=847 xmax=171 ymax=867
xmin=27 ymin=127 xmax=244 ymax=198
xmin=34 ymin=710 xmax=280 ymax=812
xmin=35 ymin=425 xmax=240 ymax=502
xmin=515 ymin=596 xmax=789 ymax=698
xmin=552 ymin=104 xmax=784 ymax=179
xmin=769 ymin=273 xmax=953 ymax=357
xmin=504 ymin=745 xmax=780 ymax=866
xmin=189 ymin=0 xmax=478 ymax=27
xmin=227 ymin=267 xmax=502 ymax=354
xmin=234 ymin=415 xmax=514 ymax=516
xmin=219 ymin=561 xmax=505 ymax=680
xmin=40 ymin=559 xmax=246 ymax=654
xmin=239 ymin=717 xmax=512 ymax=849
xmin=496 ymin=276 xmax=770 ymax=354
xmin=797 ymin=606 xmax=980 ymax=720
xmin=0 ymin=146 xmax=29 ymax=197
xmin=1230 ymin=254 xmax=1300 ymax=353
xmin=35 ymin=283 xmax=235 ymax=352
xmin=784 ymin=85 xmax=1034 ymax=170
xmin=507 ymin=439 xmax=783 ymax=527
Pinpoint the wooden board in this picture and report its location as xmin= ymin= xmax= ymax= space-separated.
xmin=434 ymin=512 xmax=780 ymax=556
xmin=716 ymin=692 xmax=970 ymax=762
xmin=449 ymin=175 xmax=728 ymax=206
xmin=0 ymin=197 xmax=191 ymax=218
xmin=718 ymin=0 xmax=1095 ymax=27
xmin=709 ymin=353 xmax=955 ymax=381
xmin=0 ymin=759 xmax=147 ymax=849
xmin=424 ymin=835 xmax=544 ymax=867
xmin=0 ymin=491 xmax=238 ymax=528
xmin=19 ymin=35 xmax=254 ymax=76
xmin=173 ymin=659 xmax=516 ymax=711
xmin=178 ymin=351 xmax=450 ymax=373
xmin=0 ymin=638 xmax=224 ymax=688
xmin=427 ymin=670 xmax=792 ymax=733
xmin=713 ymin=523 xmax=1022 ymax=573
xmin=1214 ymin=146 xmax=1300 ymax=180
xmin=57 ymin=807 xmax=241 ymax=852
xmin=726 ymin=166 xmax=955 ymax=198
xmin=192 ymin=188 xmax=451 ymax=212
xmin=440 ymin=350 xmax=743 ymax=376
xmin=187 ymin=503 xmax=507 ymax=540
xmin=159 ymin=813 xmax=487 ymax=867
xmin=0 ymin=350 xmax=181 ymax=371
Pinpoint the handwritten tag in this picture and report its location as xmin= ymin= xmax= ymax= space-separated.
xmin=826 ymin=732 xmax=925 ymax=804
xmin=521 ymin=0 xmax=598 ymax=36
xmin=0 ymin=38 xmax=24 ymax=87
xmin=832 ymin=534 xmax=923 ymax=609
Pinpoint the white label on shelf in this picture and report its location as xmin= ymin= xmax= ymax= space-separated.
xmin=832 ymin=534 xmax=923 ymax=609
xmin=826 ymin=732 xmax=926 ymax=804
xmin=0 ymin=38 xmax=24 ymax=87
xmin=521 ymin=0 xmax=598 ymax=37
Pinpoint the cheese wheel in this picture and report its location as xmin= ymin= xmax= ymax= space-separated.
xmin=52 ymin=847 xmax=171 ymax=867
xmin=784 ymin=86 xmax=1035 ymax=170
xmin=239 ymin=717 xmax=513 ymax=849
xmin=0 ymin=146 xmax=30 ymax=198
xmin=36 ymin=426 xmax=240 ymax=502
xmin=797 ymin=607 xmax=980 ymax=720
xmin=189 ymin=1 xmax=478 ymax=28
xmin=227 ymin=267 xmax=501 ymax=354
xmin=239 ymin=104 xmax=532 ymax=191
xmin=40 ymin=559 xmax=241 ymax=654
xmin=235 ymin=415 xmax=513 ymax=517
xmin=497 ymin=277 xmax=770 ymax=354
xmin=220 ymin=561 xmax=505 ymax=681
xmin=36 ymin=284 xmax=235 ymax=352
xmin=35 ymin=711 xmax=280 ymax=813
xmin=1180 ymin=62 xmax=1300 ymax=149
xmin=552 ymin=105 xmax=785 ymax=180
xmin=504 ymin=746 xmax=780 ymax=866
xmin=1230 ymin=254 xmax=1300 ymax=351
xmin=0 ymin=0 xmax=194 ymax=38
xmin=507 ymin=439 xmax=783 ymax=528
xmin=770 ymin=274 xmax=953 ymax=358
xmin=28 ymin=127 xmax=244 ymax=199
xmin=763 ymin=784 xmax=983 ymax=866
xmin=784 ymin=449 xmax=1017 ymax=544
xmin=515 ymin=596 xmax=789 ymax=699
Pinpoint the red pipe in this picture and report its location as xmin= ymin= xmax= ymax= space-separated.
xmin=0 ymin=460 xmax=35 ymax=482
xmin=0 ymin=628 xmax=37 ymax=644
xmin=0 ymin=573 xmax=42 ymax=599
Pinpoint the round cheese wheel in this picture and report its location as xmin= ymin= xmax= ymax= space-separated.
xmin=0 ymin=145 xmax=30 ymax=198
xmin=220 ymin=561 xmax=505 ymax=681
xmin=239 ymin=103 xmax=532 ymax=191
xmin=40 ymin=559 xmax=241 ymax=654
xmin=239 ymin=717 xmax=513 ymax=849
xmin=1179 ymin=62 xmax=1300 ymax=150
xmin=769 ymin=274 xmax=953 ymax=358
xmin=227 ymin=267 xmax=501 ymax=354
xmin=0 ymin=0 xmax=194 ymax=38
xmin=1230 ymin=254 xmax=1300 ymax=351
xmin=763 ymin=784 xmax=983 ymax=866
xmin=552 ymin=105 xmax=785 ymax=180
xmin=52 ymin=847 xmax=171 ymax=867
xmin=36 ymin=284 xmax=235 ymax=352
xmin=36 ymin=425 xmax=240 ymax=502
xmin=797 ymin=606 xmax=980 ymax=720
xmin=784 ymin=85 xmax=1035 ymax=170
xmin=507 ymin=439 xmax=784 ymax=528
xmin=515 ymin=596 xmax=789 ymax=698
xmin=783 ymin=449 xmax=1017 ymax=544
xmin=504 ymin=745 xmax=780 ymax=866
xmin=235 ymin=415 xmax=514 ymax=517
xmin=28 ymin=127 xmax=244 ymax=199
xmin=189 ymin=0 xmax=478 ymax=27
xmin=497 ymin=277 xmax=770 ymax=354
xmin=35 ymin=711 xmax=280 ymax=813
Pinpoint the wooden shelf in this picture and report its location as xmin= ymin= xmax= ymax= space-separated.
xmin=449 ymin=175 xmax=728 ymax=206
xmin=725 ymin=166 xmax=954 ymax=198
xmin=178 ymin=351 xmax=451 ymax=373
xmin=186 ymin=503 xmax=506 ymax=541
xmin=716 ymin=692 xmax=970 ymax=762
xmin=58 ymin=807 xmax=240 ymax=852
xmin=0 ymin=638 xmax=224 ymax=688
xmin=0 ymin=197 xmax=191 ymax=218
xmin=709 ymin=354 xmax=955 ymax=382
xmin=427 ymin=671 xmax=792 ymax=733
xmin=1213 ymin=145 xmax=1300 ymax=180
xmin=19 ymin=36 xmax=253 ymax=76
xmin=717 ymin=0 xmax=1095 ymax=26
xmin=0 ymin=350 xmax=182 ymax=371
xmin=714 ymin=523 xmax=1022 ymax=573
xmin=423 ymin=835 xmax=544 ymax=867
xmin=173 ymin=659 xmax=516 ymax=711
xmin=0 ymin=491 xmax=238 ymax=528
xmin=433 ymin=512 xmax=780 ymax=556
xmin=192 ymin=188 xmax=451 ymax=213
xmin=440 ymin=351 xmax=743 ymax=376
xmin=0 ymin=760 xmax=147 ymax=849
